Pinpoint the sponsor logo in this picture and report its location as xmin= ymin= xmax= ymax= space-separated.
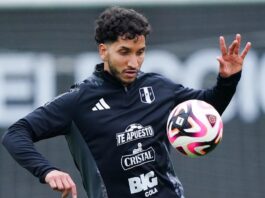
xmin=139 ymin=87 xmax=155 ymax=104
xmin=121 ymin=143 xmax=155 ymax=170
xmin=92 ymin=98 xmax=110 ymax=111
xmin=128 ymin=171 xmax=158 ymax=197
xmin=116 ymin=124 xmax=154 ymax=146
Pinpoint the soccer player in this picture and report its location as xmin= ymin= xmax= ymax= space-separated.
xmin=2 ymin=6 xmax=251 ymax=198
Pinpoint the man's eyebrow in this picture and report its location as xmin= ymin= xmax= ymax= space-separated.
xmin=138 ymin=47 xmax=146 ymax=51
xmin=117 ymin=46 xmax=146 ymax=51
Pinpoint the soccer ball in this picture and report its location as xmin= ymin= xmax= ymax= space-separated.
xmin=166 ymin=100 xmax=223 ymax=158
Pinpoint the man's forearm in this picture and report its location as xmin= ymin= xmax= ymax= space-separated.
xmin=1 ymin=119 xmax=58 ymax=183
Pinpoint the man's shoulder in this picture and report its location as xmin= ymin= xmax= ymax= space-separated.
xmin=138 ymin=71 xmax=171 ymax=83
xmin=70 ymin=74 xmax=104 ymax=92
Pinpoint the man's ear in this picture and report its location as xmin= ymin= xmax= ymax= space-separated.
xmin=98 ymin=43 xmax=108 ymax=61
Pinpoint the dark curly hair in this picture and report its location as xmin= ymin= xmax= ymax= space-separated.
xmin=95 ymin=7 xmax=151 ymax=44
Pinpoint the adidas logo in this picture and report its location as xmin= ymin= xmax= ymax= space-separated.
xmin=92 ymin=98 xmax=110 ymax=111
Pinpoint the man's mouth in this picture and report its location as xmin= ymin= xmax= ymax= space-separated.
xmin=123 ymin=69 xmax=138 ymax=78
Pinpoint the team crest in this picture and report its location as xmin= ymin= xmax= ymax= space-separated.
xmin=139 ymin=87 xmax=155 ymax=104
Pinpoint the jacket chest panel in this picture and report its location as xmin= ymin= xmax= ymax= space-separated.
xmin=74 ymin=87 xmax=168 ymax=142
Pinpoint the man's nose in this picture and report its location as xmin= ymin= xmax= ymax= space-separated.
xmin=128 ymin=55 xmax=139 ymax=68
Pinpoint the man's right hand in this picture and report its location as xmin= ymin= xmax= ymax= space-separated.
xmin=45 ymin=170 xmax=77 ymax=198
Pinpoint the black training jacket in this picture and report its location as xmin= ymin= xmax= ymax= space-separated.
xmin=2 ymin=63 xmax=241 ymax=198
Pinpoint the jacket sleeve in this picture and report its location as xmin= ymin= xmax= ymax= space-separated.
xmin=1 ymin=89 xmax=78 ymax=183
xmin=173 ymin=72 xmax=241 ymax=114
xmin=1 ymin=119 xmax=61 ymax=183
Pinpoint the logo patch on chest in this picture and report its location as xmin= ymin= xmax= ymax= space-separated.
xmin=139 ymin=87 xmax=155 ymax=104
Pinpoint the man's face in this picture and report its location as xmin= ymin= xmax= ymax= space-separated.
xmin=99 ymin=35 xmax=146 ymax=86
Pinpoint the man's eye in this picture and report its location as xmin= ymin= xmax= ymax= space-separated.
xmin=137 ymin=51 xmax=145 ymax=56
xmin=119 ymin=51 xmax=129 ymax=55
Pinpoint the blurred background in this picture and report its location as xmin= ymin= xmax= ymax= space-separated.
xmin=0 ymin=0 xmax=265 ymax=197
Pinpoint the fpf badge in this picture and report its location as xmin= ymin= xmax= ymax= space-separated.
xmin=139 ymin=87 xmax=155 ymax=104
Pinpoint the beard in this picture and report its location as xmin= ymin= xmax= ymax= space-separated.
xmin=108 ymin=60 xmax=121 ymax=80
xmin=107 ymin=60 xmax=139 ymax=86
